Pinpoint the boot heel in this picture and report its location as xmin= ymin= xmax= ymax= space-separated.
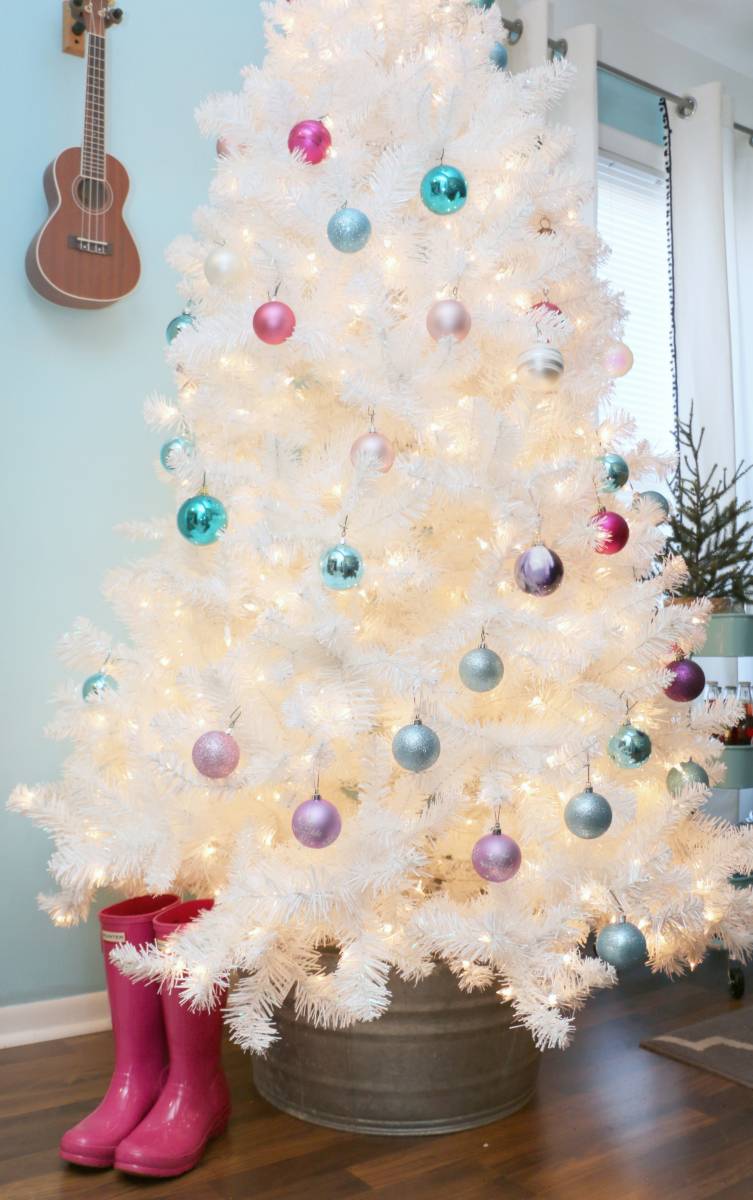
xmin=208 ymin=1108 xmax=230 ymax=1139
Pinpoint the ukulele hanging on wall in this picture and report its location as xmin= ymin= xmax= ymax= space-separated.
xmin=26 ymin=1 xmax=140 ymax=308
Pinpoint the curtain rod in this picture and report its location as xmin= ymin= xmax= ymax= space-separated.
xmin=598 ymin=61 xmax=753 ymax=144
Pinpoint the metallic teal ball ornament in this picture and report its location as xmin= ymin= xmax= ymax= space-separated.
xmin=327 ymin=207 xmax=372 ymax=253
xmin=177 ymin=493 xmax=228 ymax=545
xmin=666 ymin=759 xmax=710 ymax=796
xmin=420 ymin=164 xmax=467 ymax=215
xmin=320 ymin=541 xmax=364 ymax=590
xmin=596 ymin=919 xmax=647 ymax=970
xmin=160 ymin=436 xmax=194 ymax=472
xmin=469 ymin=0 xmax=495 ymax=7
xmin=166 ymin=312 xmax=195 ymax=344
xmin=489 ymin=41 xmax=509 ymax=69
xmin=564 ymin=786 xmax=613 ymax=839
xmin=633 ymin=490 xmax=670 ymax=519
xmin=608 ymin=721 xmax=652 ymax=769
xmin=82 ymin=672 xmax=118 ymax=702
xmin=459 ymin=646 xmax=504 ymax=693
xmin=392 ymin=718 xmax=441 ymax=772
xmin=597 ymin=452 xmax=630 ymax=493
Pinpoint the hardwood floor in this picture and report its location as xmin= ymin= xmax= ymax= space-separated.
xmin=1 ymin=952 xmax=752 ymax=1200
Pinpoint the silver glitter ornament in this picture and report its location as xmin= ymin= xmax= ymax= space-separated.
xmin=392 ymin=718 xmax=441 ymax=772
xmin=516 ymin=344 xmax=565 ymax=391
xmin=596 ymin=918 xmax=647 ymax=970
xmin=564 ymin=786 xmax=613 ymax=839
xmin=459 ymin=645 xmax=504 ymax=693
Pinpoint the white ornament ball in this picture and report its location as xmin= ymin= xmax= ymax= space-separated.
xmin=516 ymin=344 xmax=565 ymax=391
xmin=204 ymin=246 xmax=243 ymax=287
xmin=426 ymin=298 xmax=472 ymax=342
xmin=350 ymin=430 xmax=395 ymax=473
xmin=604 ymin=340 xmax=634 ymax=379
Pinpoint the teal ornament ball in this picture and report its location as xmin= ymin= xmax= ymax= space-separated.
xmin=177 ymin=493 xmax=227 ymax=545
xmin=597 ymin=452 xmax=630 ymax=493
xmin=166 ymin=312 xmax=195 ymax=344
xmin=564 ymin=786 xmax=613 ymax=839
xmin=490 ymin=41 xmax=509 ymax=69
xmin=469 ymin=0 xmax=495 ymax=7
xmin=160 ymin=436 xmax=194 ymax=472
xmin=420 ymin=164 xmax=467 ymax=215
xmin=633 ymin=490 xmax=670 ymax=519
xmin=459 ymin=646 xmax=504 ymax=693
xmin=596 ymin=919 xmax=647 ymax=970
xmin=82 ymin=672 xmax=118 ymax=702
xmin=327 ymin=207 xmax=372 ymax=253
xmin=608 ymin=721 xmax=652 ymax=769
xmin=320 ymin=541 xmax=364 ymax=590
xmin=666 ymin=759 xmax=710 ymax=796
xmin=392 ymin=718 xmax=441 ymax=772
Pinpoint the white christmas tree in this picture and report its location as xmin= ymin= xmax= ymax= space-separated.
xmin=11 ymin=0 xmax=753 ymax=1052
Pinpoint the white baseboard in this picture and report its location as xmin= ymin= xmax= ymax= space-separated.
xmin=0 ymin=991 xmax=110 ymax=1049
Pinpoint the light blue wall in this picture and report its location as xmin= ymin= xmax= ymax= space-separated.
xmin=0 ymin=0 xmax=263 ymax=1006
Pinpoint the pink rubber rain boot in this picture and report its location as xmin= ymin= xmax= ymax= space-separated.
xmin=114 ymin=899 xmax=230 ymax=1178
xmin=59 ymin=893 xmax=180 ymax=1168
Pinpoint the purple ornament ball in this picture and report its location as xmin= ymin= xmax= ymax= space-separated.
xmin=591 ymin=509 xmax=630 ymax=555
xmin=253 ymin=300 xmax=296 ymax=345
xmin=514 ymin=543 xmax=564 ymax=596
xmin=350 ymin=430 xmax=395 ymax=473
xmin=292 ymin=793 xmax=342 ymax=848
xmin=287 ymin=119 xmax=332 ymax=165
xmin=471 ymin=828 xmax=522 ymax=883
xmin=192 ymin=730 xmax=240 ymax=779
xmin=665 ymin=657 xmax=706 ymax=702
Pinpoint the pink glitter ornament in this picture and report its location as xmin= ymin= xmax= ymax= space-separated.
xmin=604 ymin=339 xmax=634 ymax=378
xmin=471 ymin=826 xmax=521 ymax=883
xmin=591 ymin=508 xmax=630 ymax=555
xmin=253 ymin=300 xmax=296 ymax=345
xmin=287 ymin=119 xmax=331 ymax=165
xmin=664 ymin=657 xmax=706 ymax=703
xmin=291 ymin=793 xmax=341 ymax=848
xmin=350 ymin=429 xmax=395 ymax=473
xmin=192 ymin=730 xmax=240 ymax=779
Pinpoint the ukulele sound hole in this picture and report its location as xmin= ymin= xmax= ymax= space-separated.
xmin=73 ymin=176 xmax=112 ymax=214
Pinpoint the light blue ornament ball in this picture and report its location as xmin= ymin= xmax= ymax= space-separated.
xmin=469 ymin=0 xmax=495 ymax=8
xmin=597 ymin=452 xmax=630 ymax=492
xmin=596 ymin=920 xmax=647 ymax=970
xmin=177 ymin=493 xmax=228 ymax=545
xmin=82 ymin=672 xmax=118 ymax=702
xmin=320 ymin=541 xmax=364 ymax=590
xmin=392 ymin=719 xmax=441 ymax=772
xmin=633 ymin=490 xmax=671 ymax=519
xmin=160 ymin=436 xmax=194 ymax=472
xmin=166 ymin=312 xmax=195 ymax=344
xmin=564 ymin=786 xmax=613 ymax=839
xmin=608 ymin=722 xmax=652 ymax=769
xmin=327 ymin=207 xmax=372 ymax=253
xmin=666 ymin=759 xmax=710 ymax=796
xmin=420 ymin=164 xmax=467 ymax=215
xmin=459 ymin=646 xmax=504 ymax=693
xmin=489 ymin=41 xmax=509 ymax=69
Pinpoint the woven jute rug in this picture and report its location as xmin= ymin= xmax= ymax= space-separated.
xmin=641 ymin=1005 xmax=753 ymax=1087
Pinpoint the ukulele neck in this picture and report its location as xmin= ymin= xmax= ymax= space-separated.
xmin=81 ymin=30 xmax=106 ymax=181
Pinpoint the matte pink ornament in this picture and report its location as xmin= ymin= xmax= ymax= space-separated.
xmin=350 ymin=430 xmax=395 ymax=473
xmin=604 ymin=340 xmax=634 ymax=378
xmin=426 ymin=298 xmax=471 ymax=342
xmin=591 ymin=508 xmax=630 ymax=555
xmin=291 ymin=793 xmax=342 ymax=848
xmin=664 ymin=657 xmax=706 ymax=703
xmin=192 ymin=730 xmax=240 ymax=779
xmin=253 ymin=300 xmax=296 ymax=345
xmin=287 ymin=119 xmax=332 ymax=165
xmin=471 ymin=826 xmax=521 ymax=883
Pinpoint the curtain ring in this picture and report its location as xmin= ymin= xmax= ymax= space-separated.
xmin=548 ymin=37 xmax=568 ymax=60
xmin=500 ymin=17 xmax=523 ymax=45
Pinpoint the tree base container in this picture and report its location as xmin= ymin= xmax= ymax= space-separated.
xmin=252 ymin=959 xmax=539 ymax=1136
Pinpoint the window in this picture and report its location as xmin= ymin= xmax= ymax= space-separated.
xmin=597 ymin=152 xmax=676 ymax=458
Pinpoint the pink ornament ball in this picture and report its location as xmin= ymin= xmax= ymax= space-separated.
xmin=291 ymin=793 xmax=342 ymax=848
xmin=350 ymin=430 xmax=395 ymax=473
xmin=592 ymin=509 xmax=630 ymax=555
xmin=253 ymin=300 xmax=296 ymax=345
xmin=471 ymin=828 xmax=521 ymax=883
xmin=192 ymin=730 xmax=240 ymax=779
xmin=665 ymin=657 xmax=706 ymax=703
xmin=426 ymin=298 xmax=471 ymax=342
xmin=604 ymin=339 xmax=634 ymax=379
xmin=530 ymin=300 xmax=562 ymax=318
xmin=287 ymin=119 xmax=331 ymax=165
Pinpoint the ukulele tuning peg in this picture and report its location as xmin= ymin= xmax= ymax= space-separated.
xmin=108 ymin=7 xmax=124 ymax=23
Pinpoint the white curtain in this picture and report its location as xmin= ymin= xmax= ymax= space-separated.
xmin=556 ymin=24 xmax=598 ymax=227
xmin=726 ymin=128 xmax=753 ymax=511
xmin=504 ymin=0 xmax=548 ymax=74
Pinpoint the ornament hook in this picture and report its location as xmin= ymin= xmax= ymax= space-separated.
xmin=227 ymin=706 xmax=242 ymax=730
xmin=368 ymin=407 xmax=376 ymax=432
xmin=339 ymin=514 xmax=349 ymax=541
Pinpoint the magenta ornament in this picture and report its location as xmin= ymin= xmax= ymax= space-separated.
xmin=426 ymin=298 xmax=472 ymax=342
xmin=665 ymin=657 xmax=706 ymax=703
xmin=471 ymin=826 xmax=521 ymax=883
xmin=192 ymin=730 xmax=240 ymax=779
xmin=253 ymin=300 xmax=296 ymax=345
xmin=287 ymin=119 xmax=331 ymax=164
xmin=291 ymin=793 xmax=342 ymax=848
xmin=591 ymin=509 xmax=630 ymax=555
xmin=350 ymin=430 xmax=395 ymax=473
xmin=604 ymin=339 xmax=634 ymax=378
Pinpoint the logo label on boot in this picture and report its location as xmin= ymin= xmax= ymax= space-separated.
xmin=101 ymin=930 xmax=126 ymax=944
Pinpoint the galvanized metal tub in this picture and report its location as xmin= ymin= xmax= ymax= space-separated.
xmin=252 ymin=958 xmax=539 ymax=1136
